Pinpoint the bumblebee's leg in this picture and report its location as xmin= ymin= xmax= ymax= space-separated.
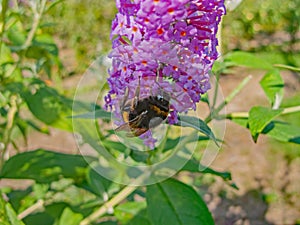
xmin=132 ymin=76 xmax=140 ymax=109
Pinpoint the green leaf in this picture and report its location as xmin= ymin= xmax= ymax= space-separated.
xmin=0 ymin=193 xmax=25 ymax=225
xmin=22 ymin=84 xmax=73 ymax=131
xmin=32 ymin=34 xmax=59 ymax=56
xmin=260 ymin=70 xmax=284 ymax=107
xmin=224 ymin=51 xmax=273 ymax=70
xmin=126 ymin=209 xmax=151 ymax=225
xmin=0 ymin=43 xmax=13 ymax=65
xmin=1 ymin=0 xmax=9 ymax=33
xmin=262 ymin=121 xmax=300 ymax=144
xmin=146 ymin=178 xmax=214 ymax=225
xmin=249 ymin=106 xmax=283 ymax=142
xmin=7 ymin=23 xmax=26 ymax=46
xmin=23 ymin=212 xmax=54 ymax=225
xmin=5 ymin=204 xmax=26 ymax=225
xmin=228 ymin=111 xmax=300 ymax=144
xmin=0 ymin=149 xmax=94 ymax=183
xmin=86 ymin=167 xmax=112 ymax=197
xmin=25 ymin=119 xmax=50 ymax=134
xmin=114 ymin=201 xmax=147 ymax=224
xmin=71 ymin=109 xmax=111 ymax=120
xmin=23 ymin=87 xmax=63 ymax=124
xmin=181 ymin=159 xmax=232 ymax=181
xmin=0 ymin=193 xmax=10 ymax=225
xmin=176 ymin=115 xmax=218 ymax=145
xmin=57 ymin=207 xmax=83 ymax=225
xmin=97 ymin=222 xmax=118 ymax=225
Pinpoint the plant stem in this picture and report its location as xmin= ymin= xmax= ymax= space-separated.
xmin=222 ymin=105 xmax=300 ymax=120
xmin=215 ymin=75 xmax=252 ymax=113
xmin=282 ymin=105 xmax=300 ymax=115
xmin=80 ymin=169 xmax=151 ymax=225
xmin=18 ymin=199 xmax=44 ymax=220
xmin=0 ymin=0 xmax=9 ymax=54
xmin=21 ymin=0 xmax=47 ymax=49
xmin=273 ymin=64 xmax=300 ymax=73
xmin=211 ymin=72 xmax=220 ymax=110
xmin=1 ymin=95 xmax=18 ymax=168
xmin=80 ymin=185 xmax=137 ymax=225
xmin=205 ymin=75 xmax=252 ymax=123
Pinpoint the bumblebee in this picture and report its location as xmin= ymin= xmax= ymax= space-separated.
xmin=116 ymin=80 xmax=170 ymax=137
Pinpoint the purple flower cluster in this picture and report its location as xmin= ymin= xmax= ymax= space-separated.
xmin=105 ymin=0 xmax=226 ymax=146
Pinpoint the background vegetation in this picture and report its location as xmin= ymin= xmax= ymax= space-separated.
xmin=0 ymin=0 xmax=299 ymax=224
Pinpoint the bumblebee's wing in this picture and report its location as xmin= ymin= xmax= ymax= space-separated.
xmin=115 ymin=122 xmax=148 ymax=137
xmin=115 ymin=112 xmax=148 ymax=137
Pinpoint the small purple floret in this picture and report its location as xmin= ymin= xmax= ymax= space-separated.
xmin=106 ymin=0 xmax=226 ymax=147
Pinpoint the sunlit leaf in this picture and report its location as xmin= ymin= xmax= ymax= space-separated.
xmin=228 ymin=113 xmax=300 ymax=144
xmin=114 ymin=201 xmax=147 ymax=224
xmin=7 ymin=23 xmax=26 ymax=46
xmin=176 ymin=115 xmax=217 ymax=145
xmin=249 ymin=106 xmax=283 ymax=142
xmin=0 ymin=149 xmax=94 ymax=183
xmin=0 ymin=43 xmax=14 ymax=65
xmin=57 ymin=207 xmax=83 ymax=225
xmin=262 ymin=121 xmax=300 ymax=144
xmin=22 ymin=84 xmax=73 ymax=131
xmin=147 ymin=178 xmax=214 ymax=225
xmin=260 ymin=70 xmax=284 ymax=107
xmin=224 ymin=51 xmax=273 ymax=70
xmin=0 ymin=193 xmax=25 ymax=225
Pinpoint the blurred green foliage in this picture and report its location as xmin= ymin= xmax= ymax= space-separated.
xmin=222 ymin=0 xmax=300 ymax=53
xmin=45 ymin=0 xmax=117 ymax=74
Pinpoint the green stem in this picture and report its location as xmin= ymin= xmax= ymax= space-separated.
xmin=1 ymin=95 xmax=18 ymax=168
xmin=0 ymin=0 xmax=9 ymax=54
xmin=18 ymin=200 xmax=44 ymax=220
xmin=79 ymin=129 xmax=198 ymax=225
xmin=216 ymin=75 xmax=252 ymax=113
xmin=21 ymin=0 xmax=47 ymax=49
xmin=223 ymin=105 xmax=300 ymax=120
xmin=273 ymin=64 xmax=300 ymax=73
xmin=80 ymin=185 xmax=137 ymax=225
xmin=282 ymin=105 xmax=300 ymax=114
xmin=79 ymin=170 xmax=150 ymax=225
xmin=205 ymin=75 xmax=252 ymax=123
xmin=211 ymin=72 xmax=220 ymax=110
xmin=211 ymin=17 xmax=224 ymax=110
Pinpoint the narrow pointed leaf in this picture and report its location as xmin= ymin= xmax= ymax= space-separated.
xmin=182 ymin=158 xmax=232 ymax=181
xmin=249 ymin=106 xmax=283 ymax=142
xmin=176 ymin=115 xmax=217 ymax=144
xmin=71 ymin=109 xmax=111 ymax=120
xmin=260 ymin=70 xmax=284 ymax=107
